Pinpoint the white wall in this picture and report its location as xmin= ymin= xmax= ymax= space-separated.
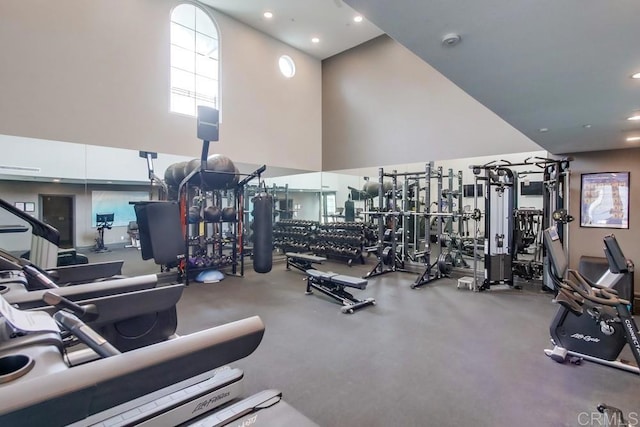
xmin=0 ymin=0 xmax=322 ymax=171
xmin=322 ymin=36 xmax=543 ymax=171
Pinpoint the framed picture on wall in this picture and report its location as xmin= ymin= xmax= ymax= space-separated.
xmin=25 ymin=202 xmax=35 ymax=212
xmin=14 ymin=202 xmax=25 ymax=211
xmin=580 ymin=172 xmax=630 ymax=229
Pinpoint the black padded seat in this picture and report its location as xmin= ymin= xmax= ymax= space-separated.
xmin=331 ymin=275 xmax=367 ymax=290
xmin=286 ymin=253 xmax=326 ymax=263
xmin=286 ymin=253 xmax=326 ymax=273
xmin=304 ymin=269 xmax=374 ymax=313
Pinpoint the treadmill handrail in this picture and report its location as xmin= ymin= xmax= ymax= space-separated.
xmin=0 ymin=316 xmax=265 ymax=426
xmin=4 ymin=274 xmax=160 ymax=306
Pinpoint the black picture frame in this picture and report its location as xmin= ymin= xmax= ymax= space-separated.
xmin=580 ymin=172 xmax=629 ymax=229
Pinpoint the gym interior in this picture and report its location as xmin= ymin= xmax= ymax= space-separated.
xmin=0 ymin=1 xmax=639 ymax=426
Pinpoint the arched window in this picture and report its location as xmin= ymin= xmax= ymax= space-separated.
xmin=170 ymin=4 xmax=219 ymax=116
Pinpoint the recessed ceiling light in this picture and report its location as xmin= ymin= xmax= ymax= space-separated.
xmin=353 ymin=15 xmax=363 ymax=23
xmin=583 ymin=124 xmax=592 ymax=128
xmin=263 ymin=11 xmax=273 ymax=19
xmin=631 ymin=72 xmax=640 ymax=79
xmin=627 ymin=114 xmax=640 ymax=121
xmin=539 ymin=128 xmax=549 ymax=133
xmin=626 ymin=136 xmax=640 ymax=142
xmin=311 ymin=37 xmax=320 ymax=44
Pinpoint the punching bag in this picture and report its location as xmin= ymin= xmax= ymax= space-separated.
xmin=344 ymin=198 xmax=355 ymax=222
xmin=252 ymin=191 xmax=273 ymax=273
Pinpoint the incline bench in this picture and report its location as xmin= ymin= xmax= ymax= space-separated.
xmin=286 ymin=252 xmax=326 ymax=273
xmin=305 ymin=269 xmax=376 ymax=314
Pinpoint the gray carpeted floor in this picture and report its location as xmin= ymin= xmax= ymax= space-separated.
xmin=87 ymin=247 xmax=639 ymax=427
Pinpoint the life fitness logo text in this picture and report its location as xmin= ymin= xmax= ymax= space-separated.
xmin=192 ymin=391 xmax=231 ymax=414
xmin=571 ymin=333 xmax=600 ymax=343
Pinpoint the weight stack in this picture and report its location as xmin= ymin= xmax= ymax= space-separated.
xmin=252 ymin=192 xmax=273 ymax=273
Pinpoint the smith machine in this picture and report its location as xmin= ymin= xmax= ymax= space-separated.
xmin=470 ymin=157 xmax=571 ymax=291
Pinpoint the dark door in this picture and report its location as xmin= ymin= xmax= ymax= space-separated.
xmin=41 ymin=195 xmax=74 ymax=248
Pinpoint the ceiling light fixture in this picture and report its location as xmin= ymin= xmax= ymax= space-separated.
xmin=583 ymin=124 xmax=592 ymax=129
xmin=53 ymin=178 xmax=61 ymax=183
xmin=631 ymin=72 xmax=640 ymax=79
xmin=626 ymin=136 xmax=640 ymax=142
xmin=353 ymin=15 xmax=363 ymax=23
xmin=539 ymin=128 xmax=549 ymax=133
xmin=263 ymin=11 xmax=273 ymax=19
xmin=311 ymin=37 xmax=320 ymax=43
xmin=627 ymin=113 xmax=640 ymax=121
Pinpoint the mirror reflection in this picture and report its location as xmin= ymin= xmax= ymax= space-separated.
xmin=0 ymin=133 xmax=556 ymax=289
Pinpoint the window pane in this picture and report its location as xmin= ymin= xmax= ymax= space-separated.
xmin=171 ymin=67 xmax=195 ymax=93
xmin=171 ymin=22 xmax=194 ymax=51
xmin=197 ymin=98 xmax=217 ymax=110
xmin=171 ymin=4 xmax=195 ymax=28
xmin=196 ymin=54 xmax=218 ymax=79
xmin=171 ymin=93 xmax=195 ymax=116
xmin=196 ymin=76 xmax=217 ymax=101
xmin=171 ymin=45 xmax=195 ymax=73
xmin=195 ymin=8 xmax=217 ymax=38
xmin=195 ymin=33 xmax=217 ymax=57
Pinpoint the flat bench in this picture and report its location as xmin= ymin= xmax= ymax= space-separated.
xmin=305 ymin=269 xmax=375 ymax=314
xmin=286 ymin=252 xmax=326 ymax=273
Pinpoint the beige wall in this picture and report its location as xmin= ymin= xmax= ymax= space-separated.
xmin=322 ymin=36 xmax=542 ymax=171
xmin=568 ymin=147 xmax=640 ymax=298
xmin=0 ymin=0 xmax=322 ymax=171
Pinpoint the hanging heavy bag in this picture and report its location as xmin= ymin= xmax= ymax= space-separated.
xmin=252 ymin=190 xmax=273 ymax=273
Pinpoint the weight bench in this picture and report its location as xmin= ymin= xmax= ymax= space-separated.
xmin=286 ymin=252 xmax=326 ymax=273
xmin=305 ymin=269 xmax=376 ymax=314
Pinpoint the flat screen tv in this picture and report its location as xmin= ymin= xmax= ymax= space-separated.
xmin=520 ymin=181 xmax=543 ymax=196
xmin=463 ymin=184 xmax=483 ymax=197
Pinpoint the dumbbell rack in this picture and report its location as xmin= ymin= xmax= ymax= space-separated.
xmin=311 ymin=222 xmax=373 ymax=267
xmin=273 ymin=220 xmax=317 ymax=253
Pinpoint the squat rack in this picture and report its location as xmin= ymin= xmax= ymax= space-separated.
xmin=363 ymin=163 xmax=457 ymax=288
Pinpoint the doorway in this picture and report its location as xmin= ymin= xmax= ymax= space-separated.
xmin=40 ymin=195 xmax=74 ymax=248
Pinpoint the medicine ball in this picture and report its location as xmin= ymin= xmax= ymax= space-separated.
xmin=221 ymin=207 xmax=236 ymax=222
xmin=203 ymin=206 xmax=222 ymax=222
xmin=202 ymin=154 xmax=236 ymax=189
xmin=185 ymin=158 xmax=201 ymax=178
xmin=363 ymin=181 xmax=380 ymax=197
xmin=166 ymin=185 xmax=179 ymax=201
xmin=164 ymin=164 xmax=177 ymax=187
xmin=188 ymin=206 xmax=201 ymax=224
xmin=230 ymin=166 xmax=240 ymax=187
xmin=172 ymin=161 xmax=188 ymax=186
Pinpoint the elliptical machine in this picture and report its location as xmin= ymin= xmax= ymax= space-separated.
xmin=542 ymin=226 xmax=640 ymax=374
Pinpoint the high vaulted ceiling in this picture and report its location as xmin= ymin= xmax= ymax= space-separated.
xmin=198 ymin=0 xmax=383 ymax=59
xmin=345 ymin=0 xmax=640 ymax=155
xmin=201 ymin=0 xmax=640 ymax=156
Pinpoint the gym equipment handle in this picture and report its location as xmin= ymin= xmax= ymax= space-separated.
xmin=43 ymin=291 xmax=99 ymax=322
xmin=23 ymin=264 xmax=58 ymax=289
xmin=53 ymin=311 xmax=120 ymax=358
